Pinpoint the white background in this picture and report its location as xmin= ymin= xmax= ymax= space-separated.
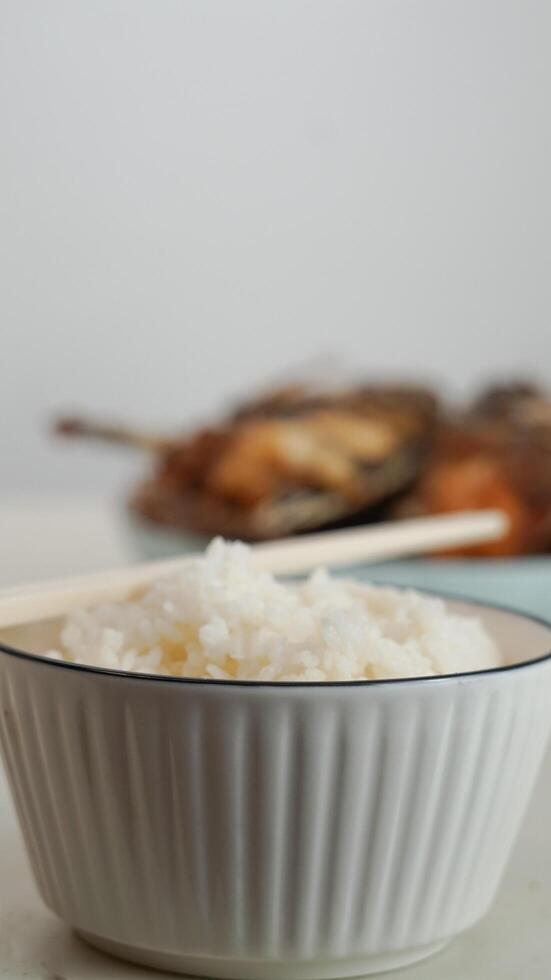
xmin=1 ymin=0 xmax=549 ymax=496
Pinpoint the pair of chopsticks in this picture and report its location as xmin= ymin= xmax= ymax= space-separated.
xmin=0 ymin=510 xmax=508 ymax=630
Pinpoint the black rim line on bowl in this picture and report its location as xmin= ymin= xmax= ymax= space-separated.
xmin=0 ymin=585 xmax=550 ymax=689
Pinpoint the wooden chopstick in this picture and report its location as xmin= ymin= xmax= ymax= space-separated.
xmin=0 ymin=510 xmax=508 ymax=630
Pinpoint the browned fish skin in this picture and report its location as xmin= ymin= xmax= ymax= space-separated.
xmin=130 ymin=384 xmax=438 ymax=540
xmin=394 ymin=381 xmax=551 ymax=556
xmin=57 ymin=379 xmax=551 ymax=555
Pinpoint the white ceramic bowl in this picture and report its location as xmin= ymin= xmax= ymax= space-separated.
xmin=0 ymin=596 xmax=550 ymax=978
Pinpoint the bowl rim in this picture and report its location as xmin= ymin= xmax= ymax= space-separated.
xmin=0 ymin=586 xmax=550 ymax=690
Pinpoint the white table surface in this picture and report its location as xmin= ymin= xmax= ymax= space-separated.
xmin=0 ymin=497 xmax=550 ymax=979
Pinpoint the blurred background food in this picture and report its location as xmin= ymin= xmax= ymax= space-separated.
xmin=1 ymin=1 xmax=550 ymax=577
xmin=55 ymin=378 xmax=551 ymax=558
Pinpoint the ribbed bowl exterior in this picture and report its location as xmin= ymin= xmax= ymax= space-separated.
xmin=1 ymin=645 xmax=551 ymax=976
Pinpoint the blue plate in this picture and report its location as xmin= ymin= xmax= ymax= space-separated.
xmin=355 ymin=558 xmax=551 ymax=621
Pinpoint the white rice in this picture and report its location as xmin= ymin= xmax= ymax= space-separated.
xmin=47 ymin=538 xmax=501 ymax=681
